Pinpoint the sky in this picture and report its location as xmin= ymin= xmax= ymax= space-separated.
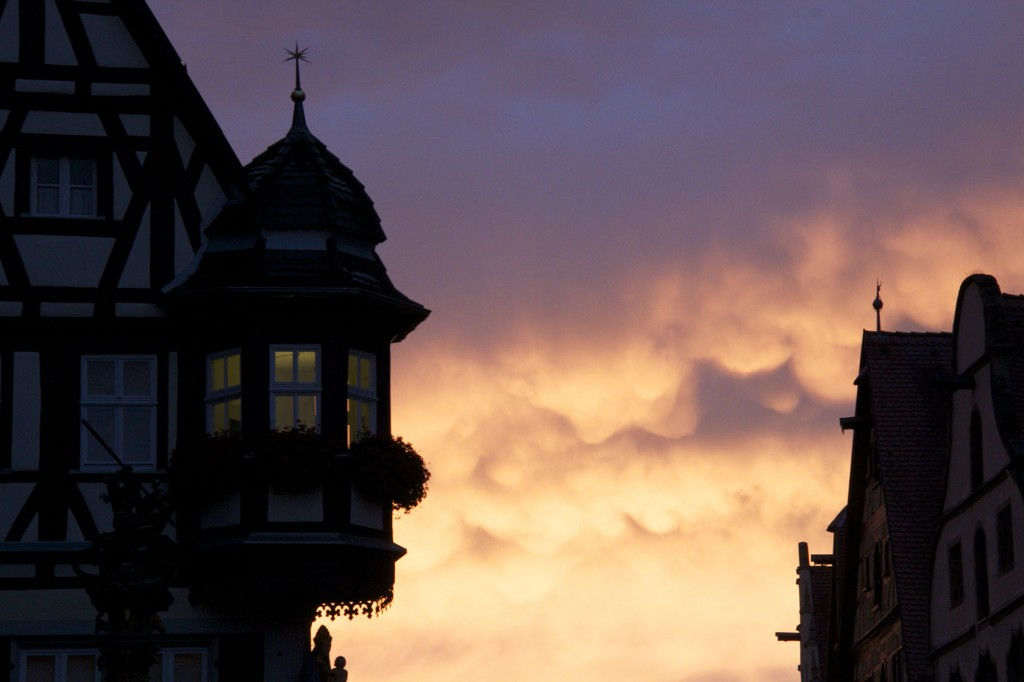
xmin=148 ymin=2 xmax=1024 ymax=680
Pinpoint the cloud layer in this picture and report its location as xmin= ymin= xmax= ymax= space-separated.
xmin=149 ymin=1 xmax=1024 ymax=679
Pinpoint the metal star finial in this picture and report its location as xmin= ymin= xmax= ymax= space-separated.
xmin=284 ymin=42 xmax=310 ymax=92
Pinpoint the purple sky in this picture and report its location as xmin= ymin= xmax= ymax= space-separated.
xmin=150 ymin=2 xmax=1024 ymax=679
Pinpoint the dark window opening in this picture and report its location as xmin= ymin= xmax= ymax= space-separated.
xmin=997 ymin=505 xmax=1015 ymax=572
xmin=974 ymin=529 xmax=990 ymax=619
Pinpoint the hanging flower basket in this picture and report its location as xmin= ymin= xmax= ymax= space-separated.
xmin=350 ymin=434 xmax=430 ymax=513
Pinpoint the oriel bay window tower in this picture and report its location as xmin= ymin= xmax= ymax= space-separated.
xmin=0 ymin=2 xmax=429 ymax=679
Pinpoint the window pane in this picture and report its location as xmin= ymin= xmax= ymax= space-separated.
xmin=227 ymin=398 xmax=242 ymax=432
xmin=211 ymin=402 xmax=226 ymax=433
xmin=296 ymin=394 xmax=318 ymax=426
xmin=123 ymin=406 xmax=153 ymax=464
xmin=226 ymin=353 xmax=241 ymax=387
xmin=275 ymin=395 xmax=293 ymax=428
xmin=69 ymin=187 xmax=95 ymax=216
xmin=359 ymin=356 xmax=372 ymax=390
xmin=210 ymin=357 xmax=225 ymax=391
xmin=348 ymin=354 xmax=357 ymax=387
xmin=36 ymin=186 xmax=60 ymax=214
xmin=86 ymin=359 xmax=116 ymax=397
xmin=84 ymin=406 xmax=116 ymax=465
xmin=123 ymin=360 xmax=152 ymax=397
xmin=67 ymin=655 xmax=97 ymax=682
xmin=274 ymin=351 xmax=293 ymax=382
xmin=36 ymin=156 xmax=60 ymax=183
xmin=25 ymin=655 xmax=56 ymax=682
xmin=174 ymin=653 xmax=204 ymax=682
xmin=69 ymin=158 xmax=94 ymax=185
xmin=297 ymin=350 xmax=316 ymax=383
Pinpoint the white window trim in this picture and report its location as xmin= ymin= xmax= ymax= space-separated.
xmin=80 ymin=355 xmax=158 ymax=470
xmin=205 ymin=349 xmax=242 ymax=434
xmin=269 ymin=345 xmax=321 ymax=429
xmin=156 ymin=648 xmax=208 ymax=682
xmin=17 ymin=648 xmax=101 ymax=682
xmin=30 ymin=155 xmax=98 ymax=218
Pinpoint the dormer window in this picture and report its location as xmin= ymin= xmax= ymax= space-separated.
xmin=31 ymin=155 xmax=97 ymax=217
xmin=206 ymin=350 xmax=241 ymax=434
xmin=270 ymin=346 xmax=320 ymax=428
xmin=347 ymin=351 xmax=376 ymax=444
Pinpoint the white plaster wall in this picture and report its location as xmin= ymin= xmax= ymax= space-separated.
xmin=194 ymin=165 xmax=227 ymax=225
xmin=80 ymin=15 xmax=147 ymax=68
xmin=79 ymin=482 xmax=113 ymax=533
xmin=43 ymin=0 xmax=76 ymax=66
xmin=931 ymin=478 xmax=1024 ymax=654
xmin=173 ymin=203 xmax=194 ymax=275
xmin=15 ymin=235 xmax=114 ymax=287
xmin=11 ymin=352 xmax=40 ymax=471
xmin=0 ymin=2 xmax=18 ymax=62
xmin=112 ymin=153 xmax=130 ymax=221
xmin=119 ymin=205 xmax=151 ymax=288
xmin=956 ymin=283 xmax=986 ymax=371
xmin=91 ymin=82 xmax=150 ymax=97
xmin=350 ymin=485 xmax=384 ymax=529
xmin=0 ymin=483 xmax=33 ymax=539
xmin=120 ymin=113 xmax=150 ymax=137
xmin=173 ymin=118 xmax=195 ymax=166
xmin=267 ymin=489 xmax=323 ymax=523
xmin=22 ymin=111 xmax=104 ymax=136
xmin=934 ymin=613 xmax=1024 ymax=682
xmin=0 ymin=146 xmax=14 ymax=218
xmin=0 ymin=590 xmax=97 ymax=635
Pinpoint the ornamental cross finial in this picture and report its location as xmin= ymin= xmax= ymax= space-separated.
xmin=873 ymin=279 xmax=884 ymax=332
xmin=284 ymin=42 xmax=310 ymax=92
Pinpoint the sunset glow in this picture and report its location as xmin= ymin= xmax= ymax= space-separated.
xmin=149 ymin=2 xmax=1024 ymax=679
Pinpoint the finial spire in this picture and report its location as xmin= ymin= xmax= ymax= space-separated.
xmin=873 ymin=279 xmax=883 ymax=332
xmin=284 ymin=42 xmax=310 ymax=131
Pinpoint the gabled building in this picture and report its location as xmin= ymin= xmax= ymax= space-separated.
xmin=930 ymin=275 xmax=1024 ymax=682
xmin=0 ymin=2 xmax=428 ymax=680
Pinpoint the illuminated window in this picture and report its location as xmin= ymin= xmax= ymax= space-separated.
xmin=347 ymin=351 xmax=376 ymax=444
xmin=270 ymin=346 xmax=320 ymax=429
xmin=31 ymin=155 xmax=97 ymax=217
xmin=206 ymin=350 xmax=241 ymax=434
xmin=80 ymin=356 xmax=156 ymax=469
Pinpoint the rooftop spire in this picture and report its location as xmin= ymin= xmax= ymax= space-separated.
xmin=873 ymin=280 xmax=883 ymax=331
xmin=284 ymin=42 xmax=310 ymax=131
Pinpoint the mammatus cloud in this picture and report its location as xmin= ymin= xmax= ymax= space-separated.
xmin=144 ymin=1 xmax=1024 ymax=678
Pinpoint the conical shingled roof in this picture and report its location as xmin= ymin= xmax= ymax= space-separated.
xmin=213 ymin=100 xmax=386 ymax=246
xmin=163 ymin=90 xmax=429 ymax=340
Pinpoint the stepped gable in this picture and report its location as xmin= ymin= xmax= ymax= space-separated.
xmin=861 ymin=330 xmax=952 ymax=682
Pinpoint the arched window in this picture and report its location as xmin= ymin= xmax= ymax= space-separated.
xmin=970 ymin=410 xmax=983 ymax=491
xmin=974 ymin=528 xmax=990 ymax=619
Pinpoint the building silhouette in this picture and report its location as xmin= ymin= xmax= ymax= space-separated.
xmin=0 ymin=2 xmax=428 ymax=680
xmin=779 ymin=274 xmax=1024 ymax=682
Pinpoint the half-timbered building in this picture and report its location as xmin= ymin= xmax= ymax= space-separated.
xmin=0 ymin=2 xmax=429 ymax=680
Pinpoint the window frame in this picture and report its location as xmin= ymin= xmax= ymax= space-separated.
xmin=15 ymin=139 xmax=113 ymax=221
xmin=268 ymin=345 xmax=321 ymax=430
xmin=205 ymin=349 xmax=242 ymax=434
xmin=347 ymin=349 xmax=377 ymax=445
xmin=80 ymin=355 xmax=158 ymax=470
xmin=30 ymin=155 xmax=98 ymax=217
xmin=17 ymin=648 xmax=100 ymax=682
